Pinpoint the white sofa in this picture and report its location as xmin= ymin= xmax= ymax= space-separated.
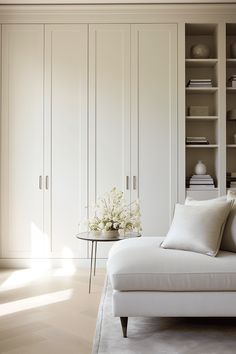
xmin=107 ymin=236 xmax=236 ymax=337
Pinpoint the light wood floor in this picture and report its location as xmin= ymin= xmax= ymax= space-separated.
xmin=0 ymin=267 xmax=106 ymax=354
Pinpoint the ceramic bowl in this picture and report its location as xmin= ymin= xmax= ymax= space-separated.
xmin=190 ymin=44 xmax=210 ymax=59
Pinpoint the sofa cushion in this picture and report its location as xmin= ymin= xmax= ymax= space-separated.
xmin=161 ymin=201 xmax=232 ymax=256
xmin=221 ymin=190 xmax=236 ymax=252
xmin=107 ymin=237 xmax=236 ymax=291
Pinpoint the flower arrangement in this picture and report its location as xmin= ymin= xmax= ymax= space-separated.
xmin=88 ymin=187 xmax=141 ymax=234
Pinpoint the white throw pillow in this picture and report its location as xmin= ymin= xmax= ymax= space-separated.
xmin=185 ymin=196 xmax=227 ymax=205
xmin=161 ymin=201 xmax=232 ymax=256
xmin=185 ymin=196 xmax=231 ymax=245
xmin=220 ymin=190 xmax=236 ymax=252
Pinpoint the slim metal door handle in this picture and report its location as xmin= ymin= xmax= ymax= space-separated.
xmin=39 ymin=176 xmax=42 ymax=190
xmin=133 ymin=176 xmax=137 ymax=190
xmin=45 ymin=176 xmax=49 ymax=190
xmin=126 ymin=176 xmax=129 ymax=190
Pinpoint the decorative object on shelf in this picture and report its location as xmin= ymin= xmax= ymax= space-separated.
xmin=186 ymin=169 xmax=215 ymax=190
xmin=188 ymin=106 xmax=209 ymax=116
xmin=187 ymin=79 xmax=213 ymax=88
xmin=186 ymin=137 xmax=209 ymax=145
xmin=86 ymin=187 xmax=141 ymax=239
xmin=229 ymin=75 xmax=236 ymax=88
xmin=227 ymin=109 xmax=236 ymax=120
xmin=227 ymin=172 xmax=236 ymax=188
xmin=195 ymin=160 xmax=207 ymax=175
xmin=190 ymin=44 xmax=210 ymax=59
xmin=231 ymin=42 xmax=236 ymax=58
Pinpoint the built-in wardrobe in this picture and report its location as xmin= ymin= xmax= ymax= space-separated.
xmin=0 ymin=4 xmax=236 ymax=265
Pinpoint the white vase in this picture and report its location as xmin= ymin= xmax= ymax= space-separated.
xmin=231 ymin=42 xmax=236 ymax=58
xmin=90 ymin=230 xmax=101 ymax=237
xmin=190 ymin=44 xmax=210 ymax=59
xmin=195 ymin=160 xmax=207 ymax=175
xmin=102 ymin=230 xmax=120 ymax=239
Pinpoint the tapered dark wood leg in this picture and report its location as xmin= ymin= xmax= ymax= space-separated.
xmin=120 ymin=317 xmax=128 ymax=338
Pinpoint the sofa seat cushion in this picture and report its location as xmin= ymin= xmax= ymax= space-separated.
xmin=107 ymin=237 xmax=236 ymax=291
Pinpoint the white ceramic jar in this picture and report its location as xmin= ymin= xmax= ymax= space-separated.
xmin=195 ymin=160 xmax=207 ymax=175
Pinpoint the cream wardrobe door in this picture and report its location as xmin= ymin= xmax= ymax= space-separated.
xmin=45 ymin=25 xmax=88 ymax=258
xmin=131 ymin=24 xmax=178 ymax=236
xmin=1 ymin=25 xmax=44 ymax=257
xmin=89 ymin=24 xmax=130 ymax=257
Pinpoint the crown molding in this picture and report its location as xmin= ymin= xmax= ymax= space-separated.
xmin=0 ymin=3 xmax=236 ymax=23
xmin=1 ymin=0 xmax=236 ymax=4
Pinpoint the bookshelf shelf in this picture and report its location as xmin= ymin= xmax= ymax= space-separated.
xmin=186 ymin=145 xmax=218 ymax=148
xmin=227 ymin=144 xmax=236 ymax=148
xmin=186 ymin=87 xmax=218 ymax=94
xmin=186 ymin=116 xmax=218 ymax=120
xmin=187 ymin=188 xmax=217 ymax=191
xmin=185 ymin=59 xmax=218 ymax=68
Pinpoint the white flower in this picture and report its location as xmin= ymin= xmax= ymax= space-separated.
xmin=113 ymin=222 xmax=119 ymax=229
xmin=98 ymin=222 xmax=105 ymax=230
xmin=105 ymin=222 xmax=112 ymax=231
xmin=84 ymin=187 xmax=142 ymax=234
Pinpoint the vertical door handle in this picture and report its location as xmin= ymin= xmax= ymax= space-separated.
xmin=133 ymin=176 xmax=137 ymax=190
xmin=126 ymin=176 xmax=129 ymax=190
xmin=39 ymin=176 xmax=42 ymax=190
xmin=45 ymin=176 xmax=49 ymax=190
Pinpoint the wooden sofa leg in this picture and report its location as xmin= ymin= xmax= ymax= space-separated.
xmin=120 ymin=317 xmax=128 ymax=338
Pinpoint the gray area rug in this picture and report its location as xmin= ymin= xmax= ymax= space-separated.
xmin=92 ymin=279 xmax=236 ymax=354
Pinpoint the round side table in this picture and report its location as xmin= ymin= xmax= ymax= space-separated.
xmin=76 ymin=232 xmax=141 ymax=293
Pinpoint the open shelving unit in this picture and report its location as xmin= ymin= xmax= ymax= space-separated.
xmin=226 ymin=24 xmax=236 ymax=186
xmin=184 ymin=22 xmax=236 ymax=199
xmin=185 ymin=23 xmax=219 ymax=197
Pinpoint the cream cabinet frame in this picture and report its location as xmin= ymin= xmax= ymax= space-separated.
xmin=1 ymin=24 xmax=88 ymax=260
xmin=1 ymin=4 xmax=236 ymax=265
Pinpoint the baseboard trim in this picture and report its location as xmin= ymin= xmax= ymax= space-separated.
xmin=0 ymin=258 xmax=107 ymax=268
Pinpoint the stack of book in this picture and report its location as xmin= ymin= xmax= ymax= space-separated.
xmin=186 ymin=136 xmax=209 ymax=145
xmin=187 ymin=79 xmax=213 ymax=88
xmin=187 ymin=174 xmax=215 ymax=190
xmin=229 ymin=75 xmax=236 ymax=88
xmin=227 ymin=172 xmax=236 ymax=188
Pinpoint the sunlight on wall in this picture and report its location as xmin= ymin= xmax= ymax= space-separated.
xmin=30 ymin=222 xmax=51 ymax=270
xmin=0 ymin=289 xmax=73 ymax=317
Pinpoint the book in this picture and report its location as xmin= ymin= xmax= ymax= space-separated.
xmin=189 ymin=181 xmax=214 ymax=186
xmin=186 ymin=141 xmax=209 ymax=145
xmin=188 ymin=185 xmax=215 ymax=190
xmin=188 ymin=79 xmax=212 ymax=83
xmin=186 ymin=137 xmax=208 ymax=140
xmin=191 ymin=174 xmax=212 ymax=178
xmin=187 ymin=79 xmax=213 ymax=88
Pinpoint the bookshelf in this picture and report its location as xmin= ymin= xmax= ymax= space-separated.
xmin=185 ymin=23 xmax=219 ymax=195
xmin=226 ymin=24 xmax=236 ymax=189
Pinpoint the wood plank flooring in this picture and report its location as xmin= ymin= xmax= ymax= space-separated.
xmin=0 ymin=268 xmax=106 ymax=354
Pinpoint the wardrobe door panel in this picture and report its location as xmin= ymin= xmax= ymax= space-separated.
xmin=1 ymin=25 xmax=44 ymax=257
xmin=131 ymin=24 xmax=178 ymax=236
xmin=89 ymin=24 xmax=130 ymax=257
xmin=45 ymin=25 xmax=88 ymax=258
